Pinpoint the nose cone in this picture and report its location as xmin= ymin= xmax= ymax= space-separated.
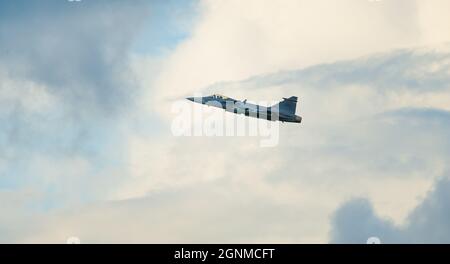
xmin=187 ymin=97 xmax=204 ymax=104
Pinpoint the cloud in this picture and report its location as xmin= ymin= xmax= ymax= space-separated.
xmin=0 ymin=0 xmax=150 ymax=206
xmin=330 ymin=198 xmax=400 ymax=244
xmin=2 ymin=42 xmax=449 ymax=243
xmin=102 ymin=46 xmax=450 ymax=243
xmin=0 ymin=0 xmax=149 ymax=113
xmin=330 ymin=176 xmax=450 ymax=243
xmin=2 ymin=0 xmax=450 ymax=244
xmin=151 ymin=0 xmax=450 ymax=106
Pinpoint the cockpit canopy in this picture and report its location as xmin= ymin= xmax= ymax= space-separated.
xmin=211 ymin=94 xmax=229 ymax=100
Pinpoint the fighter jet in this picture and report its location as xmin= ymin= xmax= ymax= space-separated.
xmin=186 ymin=94 xmax=302 ymax=123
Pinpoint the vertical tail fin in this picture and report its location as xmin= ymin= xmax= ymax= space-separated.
xmin=273 ymin=96 xmax=298 ymax=114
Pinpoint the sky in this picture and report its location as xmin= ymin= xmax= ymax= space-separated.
xmin=1 ymin=0 xmax=450 ymax=243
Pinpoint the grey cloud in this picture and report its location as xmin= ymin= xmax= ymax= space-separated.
xmin=330 ymin=198 xmax=400 ymax=244
xmin=405 ymin=177 xmax=450 ymax=243
xmin=0 ymin=0 xmax=150 ymax=156
xmin=0 ymin=0 xmax=150 ymax=137
xmin=330 ymin=176 xmax=450 ymax=244
xmin=377 ymin=107 xmax=450 ymax=124
xmin=0 ymin=0 xmax=151 ymax=206
xmin=0 ymin=0 xmax=149 ymax=113
xmin=206 ymin=48 xmax=450 ymax=93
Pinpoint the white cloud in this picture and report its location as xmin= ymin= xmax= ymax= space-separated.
xmin=0 ymin=68 xmax=57 ymax=115
xmin=2 ymin=0 xmax=450 ymax=244
xmin=149 ymin=0 xmax=449 ymax=106
xmin=3 ymin=44 xmax=448 ymax=243
xmin=418 ymin=0 xmax=450 ymax=46
xmin=97 ymin=46 xmax=450 ymax=243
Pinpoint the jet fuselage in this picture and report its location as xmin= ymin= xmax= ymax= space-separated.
xmin=186 ymin=94 xmax=302 ymax=123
